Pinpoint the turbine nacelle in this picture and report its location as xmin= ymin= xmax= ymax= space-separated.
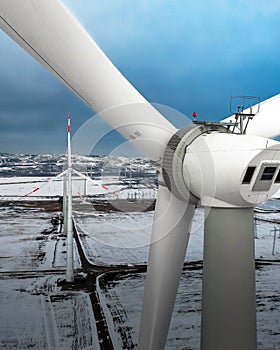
xmin=163 ymin=122 xmax=280 ymax=208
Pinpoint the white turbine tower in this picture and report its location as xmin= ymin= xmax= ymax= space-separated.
xmin=66 ymin=112 xmax=74 ymax=283
xmin=1 ymin=2 xmax=280 ymax=349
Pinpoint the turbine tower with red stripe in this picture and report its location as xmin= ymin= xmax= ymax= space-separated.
xmin=66 ymin=112 xmax=74 ymax=283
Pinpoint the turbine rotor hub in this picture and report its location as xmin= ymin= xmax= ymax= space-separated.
xmin=162 ymin=122 xmax=228 ymax=202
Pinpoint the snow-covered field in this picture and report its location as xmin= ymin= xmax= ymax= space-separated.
xmin=74 ymin=210 xmax=153 ymax=266
xmin=73 ymin=202 xmax=280 ymax=266
xmin=73 ymin=200 xmax=280 ymax=349
xmin=0 ymin=205 xmax=99 ymax=350
xmin=98 ymin=264 xmax=280 ymax=350
xmin=0 ymin=276 xmax=100 ymax=350
xmin=73 ymin=207 xmax=204 ymax=266
xmin=0 ymin=196 xmax=279 ymax=349
xmin=0 ymin=205 xmax=80 ymax=271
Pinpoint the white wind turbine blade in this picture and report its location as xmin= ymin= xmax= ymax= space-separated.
xmin=0 ymin=0 xmax=176 ymax=162
xmin=72 ymin=169 xmax=109 ymax=192
xmin=138 ymin=183 xmax=195 ymax=349
xmin=22 ymin=169 xmax=68 ymax=197
xmin=222 ymin=94 xmax=280 ymax=139
xmin=246 ymin=94 xmax=280 ymax=138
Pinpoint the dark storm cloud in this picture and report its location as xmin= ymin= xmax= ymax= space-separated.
xmin=0 ymin=32 xmax=92 ymax=153
xmin=1 ymin=0 xmax=280 ymax=154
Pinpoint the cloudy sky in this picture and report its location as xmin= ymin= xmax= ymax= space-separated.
xmin=1 ymin=0 xmax=280 ymax=155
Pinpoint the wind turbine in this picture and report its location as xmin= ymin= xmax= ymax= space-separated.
xmin=22 ymin=112 xmax=111 ymax=283
xmin=1 ymin=2 xmax=280 ymax=349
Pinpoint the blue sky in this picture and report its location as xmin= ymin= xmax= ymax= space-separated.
xmin=1 ymin=0 xmax=280 ymax=155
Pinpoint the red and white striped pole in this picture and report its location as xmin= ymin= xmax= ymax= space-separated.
xmin=67 ymin=112 xmax=71 ymax=169
xmin=66 ymin=112 xmax=74 ymax=283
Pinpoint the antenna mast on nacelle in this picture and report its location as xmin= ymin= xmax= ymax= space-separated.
xmin=230 ymin=95 xmax=260 ymax=134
